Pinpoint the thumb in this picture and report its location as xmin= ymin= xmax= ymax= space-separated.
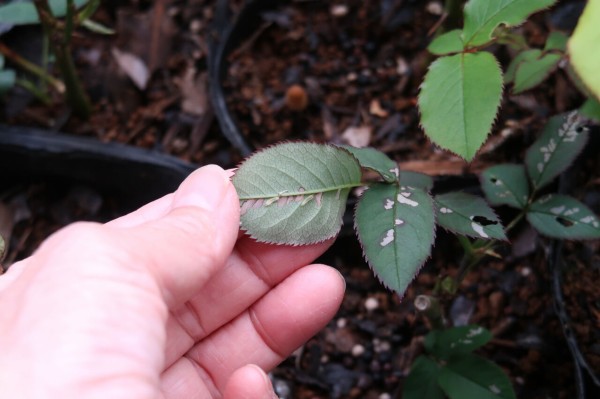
xmin=121 ymin=165 xmax=240 ymax=308
xmin=223 ymin=365 xmax=278 ymax=399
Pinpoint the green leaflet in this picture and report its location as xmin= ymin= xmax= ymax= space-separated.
xmin=0 ymin=0 xmax=89 ymax=26
xmin=544 ymin=31 xmax=568 ymax=52
xmin=527 ymin=194 xmax=600 ymax=239
xmin=438 ymin=354 xmax=517 ymax=399
xmin=400 ymin=170 xmax=434 ymax=192
xmin=403 ymin=356 xmax=445 ymax=399
xmin=525 ymin=112 xmax=588 ymax=190
xmin=580 ymin=98 xmax=600 ymax=122
xmin=434 ymin=192 xmax=506 ymax=240
xmin=505 ymin=49 xmax=561 ymax=94
xmin=569 ymin=0 xmax=600 ymax=101
xmin=339 ymin=145 xmax=398 ymax=183
xmin=232 ymin=142 xmax=362 ymax=245
xmin=419 ymin=52 xmax=503 ymax=161
xmin=355 ymin=184 xmax=435 ymax=296
xmin=480 ymin=164 xmax=529 ymax=209
xmin=463 ymin=0 xmax=557 ymax=48
xmin=428 ymin=29 xmax=464 ymax=55
xmin=425 ymin=325 xmax=493 ymax=360
xmin=0 ymin=69 xmax=16 ymax=97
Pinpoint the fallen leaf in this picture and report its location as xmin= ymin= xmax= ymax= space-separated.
xmin=111 ymin=47 xmax=150 ymax=90
xmin=342 ymin=125 xmax=372 ymax=148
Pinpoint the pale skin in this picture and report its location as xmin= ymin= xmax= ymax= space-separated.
xmin=0 ymin=165 xmax=345 ymax=398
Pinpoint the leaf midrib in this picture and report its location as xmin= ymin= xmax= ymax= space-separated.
xmin=238 ymin=183 xmax=358 ymax=201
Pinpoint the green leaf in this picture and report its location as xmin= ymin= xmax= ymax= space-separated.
xmin=545 ymin=31 xmax=568 ymax=52
xmin=428 ymin=29 xmax=464 ymax=55
xmin=566 ymin=62 xmax=597 ymax=99
xmin=355 ymin=184 xmax=435 ymax=296
xmin=527 ymin=194 xmax=600 ymax=239
xmin=232 ymin=143 xmax=362 ymax=245
xmin=438 ymin=353 xmax=516 ymax=399
xmin=0 ymin=69 xmax=16 ymax=97
xmin=525 ymin=112 xmax=588 ymax=190
xmin=504 ymin=50 xmax=528 ymax=84
xmin=425 ymin=325 xmax=493 ymax=360
xmin=400 ymin=170 xmax=434 ymax=192
xmin=463 ymin=0 xmax=557 ymax=48
xmin=339 ymin=145 xmax=398 ymax=183
xmin=419 ymin=52 xmax=503 ymax=161
xmin=403 ymin=356 xmax=445 ymax=399
xmin=0 ymin=0 xmax=89 ymax=26
xmin=505 ymin=49 xmax=561 ymax=94
xmin=435 ymin=192 xmax=506 ymax=240
xmin=480 ymin=164 xmax=529 ymax=209
xmin=580 ymin=98 xmax=600 ymax=122
xmin=569 ymin=0 xmax=600 ymax=101
xmin=81 ymin=19 xmax=115 ymax=35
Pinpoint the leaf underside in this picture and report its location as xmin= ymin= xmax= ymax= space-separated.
xmin=438 ymin=354 xmax=517 ymax=399
xmin=435 ymin=192 xmax=506 ymax=240
xmin=480 ymin=164 xmax=529 ymax=209
xmin=527 ymin=194 xmax=600 ymax=239
xmin=463 ymin=0 xmax=558 ymax=47
xmin=339 ymin=145 xmax=399 ymax=183
xmin=419 ymin=52 xmax=503 ymax=161
xmin=232 ymin=142 xmax=362 ymax=245
xmin=355 ymin=184 xmax=435 ymax=296
xmin=525 ymin=112 xmax=588 ymax=190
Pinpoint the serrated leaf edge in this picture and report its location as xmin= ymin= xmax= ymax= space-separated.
xmin=418 ymin=53 xmax=505 ymax=162
xmin=353 ymin=185 xmax=437 ymax=296
xmin=434 ymin=194 xmax=508 ymax=241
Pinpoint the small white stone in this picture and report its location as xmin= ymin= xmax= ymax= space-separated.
xmin=351 ymin=344 xmax=365 ymax=357
xmin=336 ymin=318 xmax=347 ymax=328
xmin=331 ymin=4 xmax=349 ymax=17
xmin=379 ymin=394 xmax=392 ymax=399
xmin=426 ymin=1 xmax=443 ymax=15
xmin=365 ymin=297 xmax=379 ymax=311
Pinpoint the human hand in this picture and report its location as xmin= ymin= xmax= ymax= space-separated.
xmin=0 ymin=165 xmax=345 ymax=399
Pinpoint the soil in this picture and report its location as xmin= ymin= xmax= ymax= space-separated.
xmin=1 ymin=1 xmax=599 ymax=398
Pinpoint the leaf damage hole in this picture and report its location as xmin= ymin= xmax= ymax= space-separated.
xmin=556 ymin=216 xmax=575 ymax=227
xmin=471 ymin=215 xmax=498 ymax=226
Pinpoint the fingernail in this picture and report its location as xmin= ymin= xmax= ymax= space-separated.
xmin=174 ymin=165 xmax=230 ymax=210
xmin=251 ymin=365 xmax=277 ymax=399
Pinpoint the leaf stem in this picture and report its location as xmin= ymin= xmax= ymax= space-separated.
xmin=33 ymin=0 xmax=92 ymax=119
xmin=0 ymin=42 xmax=65 ymax=94
xmin=454 ymin=210 xmax=527 ymax=285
